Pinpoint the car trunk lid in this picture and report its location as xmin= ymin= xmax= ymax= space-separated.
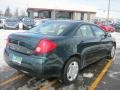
xmin=8 ymin=32 xmax=57 ymax=55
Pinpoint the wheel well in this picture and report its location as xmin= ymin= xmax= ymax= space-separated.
xmin=68 ymin=54 xmax=81 ymax=60
xmin=62 ymin=54 xmax=81 ymax=71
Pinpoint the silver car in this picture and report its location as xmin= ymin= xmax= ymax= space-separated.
xmin=4 ymin=18 xmax=20 ymax=30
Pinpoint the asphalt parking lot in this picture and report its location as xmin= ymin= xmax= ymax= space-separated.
xmin=0 ymin=30 xmax=120 ymax=90
xmin=97 ymin=48 xmax=120 ymax=90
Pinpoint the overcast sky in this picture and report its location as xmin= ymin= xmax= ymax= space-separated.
xmin=0 ymin=0 xmax=120 ymax=17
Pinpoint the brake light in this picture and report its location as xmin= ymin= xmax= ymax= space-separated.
xmin=34 ymin=39 xmax=57 ymax=55
xmin=6 ymin=36 xmax=10 ymax=46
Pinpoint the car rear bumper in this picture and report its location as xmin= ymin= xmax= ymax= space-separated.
xmin=4 ymin=48 xmax=63 ymax=79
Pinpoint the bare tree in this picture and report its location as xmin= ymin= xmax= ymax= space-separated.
xmin=14 ymin=8 xmax=19 ymax=17
xmin=0 ymin=11 xmax=3 ymax=17
xmin=4 ymin=6 xmax=12 ymax=17
xmin=20 ymin=10 xmax=26 ymax=16
xmin=22 ymin=11 xmax=26 ymax=16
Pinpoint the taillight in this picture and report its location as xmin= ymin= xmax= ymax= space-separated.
xmin=34 ymin=39 xmax=57 ymax=55
xmin=6 ymin=36 xmax=10 ymax=46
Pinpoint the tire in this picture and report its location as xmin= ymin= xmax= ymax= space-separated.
xmin=61 ymin=57 xmax=80 ymax=85
xmin=108 ymin=46 xmax=116 ymax=59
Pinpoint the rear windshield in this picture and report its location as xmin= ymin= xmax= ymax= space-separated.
xmin=28 ymin=21 xmax=76 ymax=36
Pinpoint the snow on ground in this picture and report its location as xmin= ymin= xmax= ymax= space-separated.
xmin=0 ymin=29 xmax=25 ymax=69
xmin=83 ymin=72 xmax=94 ymax=78
xmin=110 ymin=32 xmax=120 ymax=48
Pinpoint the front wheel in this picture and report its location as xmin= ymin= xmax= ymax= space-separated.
xmin=109 ymin=46 xmax=116 ymax=59
xmin=61 ymin=57 xmax=79 ymax=85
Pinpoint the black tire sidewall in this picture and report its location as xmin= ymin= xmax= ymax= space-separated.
xmin=109 ymin=46 xmax=116 ymax=59
xmin=62 ymin=57 xmax=80 ymax=85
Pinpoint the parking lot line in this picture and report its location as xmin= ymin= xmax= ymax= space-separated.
xmin=0 ymin=74 xmax=25 ymax=87
xmin=89 ymin=59 xmax=113 ymax=90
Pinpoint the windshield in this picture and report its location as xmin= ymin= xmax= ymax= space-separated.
xmin=27 ymin=21 xmax=74 ymax=36
xmin=6 ymin=18 xmax=19 ymax=22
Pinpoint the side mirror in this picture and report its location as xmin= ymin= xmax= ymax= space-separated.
xmin=105 ymin=33 xmax=111 ymax=37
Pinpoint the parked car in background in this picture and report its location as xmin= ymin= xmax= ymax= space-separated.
xmin=34 ymin=18 xmax=41 ymax=26
xmin=34 ymin=18 xmax=52 ymax=26
xmin=4 ymin=18 xmax=20 ymax=30
xmin=112 ymin=22 xmax=120 ymax=32
xmin=22 ymin=17 xmax=35 ymax=30
xmin=96 ymin=21 xmax=116 ymax=32
xmin=4 ymin=20 xmax=116 ymax=84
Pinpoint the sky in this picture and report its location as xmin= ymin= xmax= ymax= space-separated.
xmin=0 ymin=0 xmax=120 ymax=18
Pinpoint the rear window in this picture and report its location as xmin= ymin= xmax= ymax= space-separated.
xmin=28 ymin=21 xmax=75 ymax=36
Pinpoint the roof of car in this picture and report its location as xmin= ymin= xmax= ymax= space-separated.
xmin=45 ymin=19 xmax=87 ymax=24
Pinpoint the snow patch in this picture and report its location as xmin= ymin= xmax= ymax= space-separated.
xmin=0 ymin=29 xmax=25 ymax=68
xmin=108 ymin=71 xmax=120 ymax=80
xmin=110 ymin=32 xmax=120 ymax=48
xmin=83 ymin=73 xmax=94 ymax=78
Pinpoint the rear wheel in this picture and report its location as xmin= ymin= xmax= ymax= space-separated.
xmin=61 ymin=57 xmax=79 ymax=85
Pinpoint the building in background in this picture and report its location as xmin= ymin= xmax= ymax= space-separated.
xmin=27 ymin=5 xmax=96 ymax=22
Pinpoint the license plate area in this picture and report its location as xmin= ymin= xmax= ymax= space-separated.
xmin=10 ymin=54 xmax=22 ymax=65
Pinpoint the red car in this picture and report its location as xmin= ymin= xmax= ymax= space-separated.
xmin=95 ymin=22 xmax=116 ymax=32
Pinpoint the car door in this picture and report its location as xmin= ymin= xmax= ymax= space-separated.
xmin=74 ymin=24 xmax=101 ymax=67
xmin=91 ymin=25 xmax=111 ymax=58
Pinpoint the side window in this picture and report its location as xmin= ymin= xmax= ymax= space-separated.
xmin=74 ymin=27 xmax=82 ymax=37
xmin=92 ymin=25 xmax=105 ymax=36
xmin=80 ymin=25 xmax=94 ymax=38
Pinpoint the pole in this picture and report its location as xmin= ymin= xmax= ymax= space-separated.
xmin=107 ymin=0 xmax=110 ymax=20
